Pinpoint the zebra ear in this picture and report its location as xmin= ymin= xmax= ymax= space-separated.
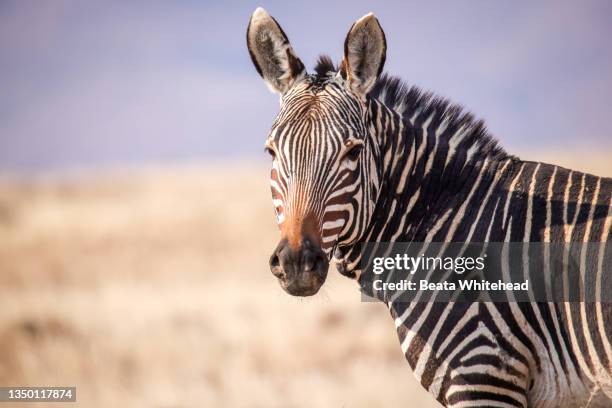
xmin=247 ymin=8 xmax=306 ymax=95
xmin=340 ymin=13 xmax=386 ymax=96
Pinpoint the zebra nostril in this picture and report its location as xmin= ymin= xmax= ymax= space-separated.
xmin=270 ymin=253 xmax=280 ymax=267
xmin=269 ymin=252 xmax=282 ymax=278
xmin=302 ymin=240 xmax=324 ymax=273
xmin=304 ymin=247 xmax=327 ymax=278
xmin=314 ymin=252 xmax=328 ymax=277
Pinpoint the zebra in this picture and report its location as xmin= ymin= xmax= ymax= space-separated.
xmin=246 ymin=8 xmax=612 ymax=407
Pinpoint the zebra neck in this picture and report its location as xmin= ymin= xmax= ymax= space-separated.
xmin=333 ymin=101 xmax=512 ymax=277
xmin=373 ymin=102 xmax=507 ymax=240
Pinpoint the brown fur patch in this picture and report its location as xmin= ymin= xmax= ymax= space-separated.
xmin=281 ymin=212 xmax=321 ymax=251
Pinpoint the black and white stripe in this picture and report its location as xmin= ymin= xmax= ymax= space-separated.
xmin=248 ymin=10 xmax=612 ymax=406
xmin=319 ymin=61 xmax=612 ymax=407
xmin=273 ymin=58 xmax=611 ymax=407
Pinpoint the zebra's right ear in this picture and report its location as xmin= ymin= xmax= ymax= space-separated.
xmin=247 ymin=8 xmax=306 ymax=95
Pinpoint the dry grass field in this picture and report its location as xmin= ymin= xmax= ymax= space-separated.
xmin=0 ymin=164 xmax=438 ymax=408
xmin=0 ymin=153 xmax=609 ymax=408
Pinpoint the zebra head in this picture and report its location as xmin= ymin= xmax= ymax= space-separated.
xmin=247 ymin=8 xmax=386 ymax=296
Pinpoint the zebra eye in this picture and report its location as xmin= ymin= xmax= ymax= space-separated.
xmin=264 ymin=146 xmax=276 ymax=159
xmin=344 ymin=144 xmax=363 ymax=161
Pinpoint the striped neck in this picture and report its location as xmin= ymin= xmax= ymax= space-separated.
xmin=377 ymin=98 xmax=511 ymax=239
xmin=334 ymin=96 xmax=514 ymax=276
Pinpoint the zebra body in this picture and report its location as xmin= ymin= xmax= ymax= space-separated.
xmin=353 ymin=94 xmax=612 ymax=407
xmin=247 ymin=8 xmax=612 ymax=407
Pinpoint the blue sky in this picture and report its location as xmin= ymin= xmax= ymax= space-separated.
xmin=1 ymin=1 xmax=611 ymax=171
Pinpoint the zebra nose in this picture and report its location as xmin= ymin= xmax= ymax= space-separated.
xmin=269 ymin=238 xmax=328 ymax=296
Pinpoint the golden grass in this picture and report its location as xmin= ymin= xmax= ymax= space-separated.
xmin=0 ymin=165 xmax=438 ymax=408
xmin=0 ymin=152 xmax=609 ymax=408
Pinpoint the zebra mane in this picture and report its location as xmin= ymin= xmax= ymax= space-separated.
xmin=314 ymin=55 xmax=509 ymax=160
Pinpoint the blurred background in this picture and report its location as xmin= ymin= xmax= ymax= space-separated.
xmin=1 ymin=1 xmax=611 ymax=407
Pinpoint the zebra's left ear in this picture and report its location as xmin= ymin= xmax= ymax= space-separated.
xmin=340 ymin=13 xmax=386 ymax=97
xmin=247 ymin=8 xmax=306 ymax=95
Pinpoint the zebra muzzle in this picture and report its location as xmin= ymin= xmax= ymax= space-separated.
xmin=269 ymin=238 xmax=329 ymax=296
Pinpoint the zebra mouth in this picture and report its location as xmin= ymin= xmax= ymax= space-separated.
xmin=278 ymin=269 xmax=327 ymax=296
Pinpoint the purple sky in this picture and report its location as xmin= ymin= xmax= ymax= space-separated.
xmin=1 ymin=1 xmax=611 ymax=172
